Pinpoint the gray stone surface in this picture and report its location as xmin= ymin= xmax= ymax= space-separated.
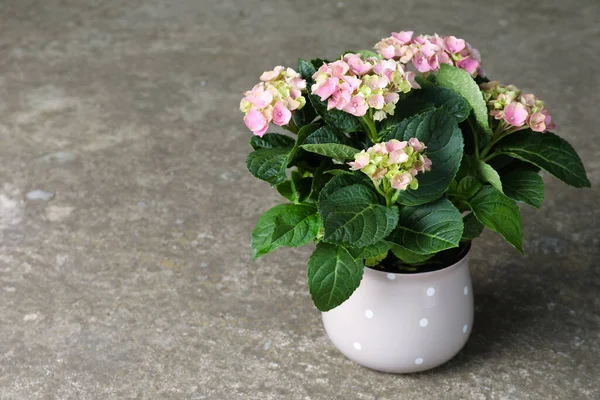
xmin=0 ymin=0 xmax=599 ymax=398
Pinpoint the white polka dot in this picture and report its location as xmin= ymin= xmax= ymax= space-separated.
xmin=414 ymin=357 xmax=424 ymax=365
xmin=365 ymin=309 xmax=374 ymax=319
xmin=426 ymin=287 xmax=435 ymax=296
xmin=353 ymin=342 xmax=362 ymax=350
xmin=463 ymin=324 xmax=468 ymax=333
xmin=387 ymin=273 xmax=396 ymax=280
xmin=419 ymin=318 xmax=428 ymax=327
xmin=464 ymin=286 xmax=469 ymax=295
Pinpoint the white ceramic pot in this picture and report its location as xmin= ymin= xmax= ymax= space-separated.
xmin=322 ymin=251 xmax=473 ymax=373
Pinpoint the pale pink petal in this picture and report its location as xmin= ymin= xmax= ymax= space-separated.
xmin=312 ymin=77 xmax=338 ymax=101
xmin=413 ymin=52 xmax=432 ymax=73
xmin=272 ymin=102 xmax=292 ymax=126
xmin=503 ymin=102 xmax=528 ymax=127
xmin=391 ymin=172 xmax=413 ymax=190
xmin=541 ymin=108 xmax=555 ymax=130
xmin=244 ymin=108 xmax=269 ymax=136
xmin=392 ymin=31 xmax=414 ymax=44
xmin=368 ymin=94 xmax=385 ymax=109
xmin=389 ymin=149 xmax=409 ymax=164
xmin=409 ymin=138 xmax=426 ymax=152
xmin=385 ymin=139 xmax=407 ymax=152
xmin=457 ymin=57 xmax=479 ymax=75
xmin=444 ymin=36 xmax=466 ymax=53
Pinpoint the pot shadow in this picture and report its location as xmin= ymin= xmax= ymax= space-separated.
xmin=412 ymin=257 xmax=595 ymax=376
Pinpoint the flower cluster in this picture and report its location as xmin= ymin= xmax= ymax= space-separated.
xmin=240 ymin=66 xmax=307 ymax=137
xmin=311 ymin=54 xmax=420 ymax=121
xmin=348 ymin=138 xmax=432 ymax=191
xmin=374 ymin=31 xmax=483 ymax=77
xmin=480 ymin=81 xmax=555 ymax=132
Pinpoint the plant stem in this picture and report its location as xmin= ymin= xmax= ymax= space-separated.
xmin=467 ymin=118 xmax=480 ymax=159
xmin=481 ymin=152 xmax=498 ymax=162
xmin=361 ymin=112 xmax=379 ymax=143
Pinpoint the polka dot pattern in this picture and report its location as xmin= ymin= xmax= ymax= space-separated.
xmin=340 ymin=272 xmax=473 ymax=371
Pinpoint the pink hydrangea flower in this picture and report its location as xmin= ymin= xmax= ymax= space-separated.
xmin=408 ymin=138 xmax=427 ymax=152
xmin=480 ymin=82 xmax=556 ymax=133
xmin=369 ymin=143 xmax=387 ymax=155
xmin=391 ymin=172 xmax=413 ymax=190
xmin=311 ymin=54 xmax=419 ymax=121
xmin=347 ymin=139 xmax=432 ymax=195
xmin=272 ymin=101 xmax=292 ymax=126
xmin=541 ymin=108 xmax=556 ymax=130
xmin=348 ymin=151 xmax=370 ymax=170
xmin=240 ymin=66 xmax=307 ymax=136
xmin=503 ymin=102 xmax=529 ymax=127
xmin=243 ymin=108 xmax=269 ymax=137
xmin=371 ymin=168 xmax=388 ymax=180
xmin=385 ymin=139 xmax=407 ymax=152
xmin=344 ymin=95 xmax=369 ymax=117
xmin=389 ymin=149 xmax=409 ymax=164
xmin=374 ymin=32 xmax=484 ymax=77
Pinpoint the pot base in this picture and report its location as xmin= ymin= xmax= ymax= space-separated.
xmin=322 ymin=252 xmax=473 ymax=373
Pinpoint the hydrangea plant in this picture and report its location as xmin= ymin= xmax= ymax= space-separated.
xmin=241 ymin=31 xmax=590 ymax=312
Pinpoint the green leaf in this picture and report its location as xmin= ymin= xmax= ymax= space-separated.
xmin=319 ymin=174 xmax=399 ymax=248
xmin=467 ymin=185 xmax=523 ymax=253
xmin=384 ymin=109 xmax=464 ymax=206
xmin=304 ymin=126 xmax=355 ymax=146
xmin=295 ymin=123 xmax=321 ymax=146
xmin=379 ymin=99 xmax=436 ymax=131
xmin=436 ymin=64 xmax=493 ymax=140
xmin=308 ymin=243 xmax=364 ymax=312
xmin=495 ymin=130 xmax=590 ymax=188
xmin=347 ymin=241 xmax=392 ymax=259
xmin=250 ymin=133 xmax=295 ymax=150
xmin=501 ymin=170 xmax=544 ymax=208
xmin=246 ymin=147 xmax=291 ymax=186
xmin=461 ymin=155 xmax=503 ymax=193
xmin=276 ymin=180 xmax=296 ymax=202
xmin=387 ymin=197 xmax=463 ymax=255
xmin=286 ymin=123 xmax=321 ymax=168
xmin=416 ymin=79 xmax=472 ymax=122
xmin=308 ymin=94 xmax=363 ymax=133
xmin=461 ymin=213 xmax=484 ymax=242
xmin=476 ymin=160 xmax=503 ymax=193
xmin=248 ymin=123 xmax=321 ymax=186
xmin=292 ymin=98 xmax=317 ymax=128
xmin=251 ymin=204 xmax=321 ymax=259
xmin=364 ymin=251 xmax=388 ymax=267
xmin=389 ymin=245 xmax=435 ymax=264
xmin=448 ymin=176 xmax=484 ymax=200
xmin=298 ymin=59 xmax=317 ymax=83
xmin=300 ymin=143 xmax=360 ymax=161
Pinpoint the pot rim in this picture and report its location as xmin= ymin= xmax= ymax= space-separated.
xmin=364 ymin=244 xmax=471 ymax=278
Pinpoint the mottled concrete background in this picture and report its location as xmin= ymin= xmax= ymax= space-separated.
xmin=0 ymin=0 xmax=598 ymax=399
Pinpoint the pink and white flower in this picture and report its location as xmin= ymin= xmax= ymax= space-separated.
xmin=347 ymin=138 xmax=432 ymax=195
xmin=311 ymin=55 xmax=419 ymax=121
xmin=240 ymin=66 xmax=307 ymax=136
xmin=374 ymin=32 xmax=484 ymax=77
xmin=480 ymin=82 xmax=556 ymax=133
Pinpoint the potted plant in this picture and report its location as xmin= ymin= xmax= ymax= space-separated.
xmin=240 ymin=31 xmax=590 ymax=373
